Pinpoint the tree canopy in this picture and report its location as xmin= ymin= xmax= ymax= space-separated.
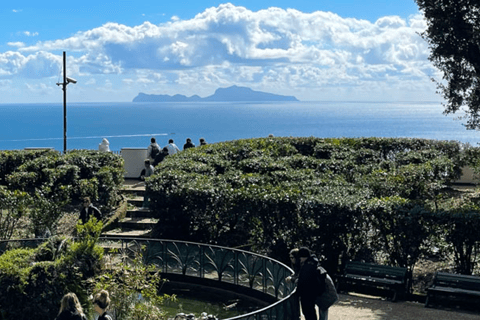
xmin=415 ymin=0 xmax=480 ymax=129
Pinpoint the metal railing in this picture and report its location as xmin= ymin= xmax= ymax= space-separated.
xmin=0 ymin=237 xmax=297 ymax=320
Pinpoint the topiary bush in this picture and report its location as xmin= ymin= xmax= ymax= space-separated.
xmin=0 ymin=149 xmax=125 ymax=237
xmin=147 ymin=137 xmax=478 ymax=274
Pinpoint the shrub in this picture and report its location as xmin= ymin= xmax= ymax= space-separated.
xmin=1 ymin=149 xmax=124 ymax=236
xmin=0 ymin=220 xmax=105 ymax=320
xmin=0 ymin=188 xmax=31 ymax=240
xmin=148 ymin=137 xmax=478 ymax=272
xmin=97 ymin=248 xmax=173 ymax=320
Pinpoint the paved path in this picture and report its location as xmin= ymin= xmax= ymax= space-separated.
xmin=305 ymin=294 xmax=480 ymax=320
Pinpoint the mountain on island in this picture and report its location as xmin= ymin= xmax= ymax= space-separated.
xmin=133 ymin=85 xmax=299 ymax=102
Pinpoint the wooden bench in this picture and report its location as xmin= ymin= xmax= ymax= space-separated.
xmin=337 ymin=261 xmax=410 ymax=301
xmin=425 ymin=272 xmax=480 ymax=308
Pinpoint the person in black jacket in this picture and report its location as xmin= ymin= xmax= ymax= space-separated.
xmin=153 ymin=147 xmax=169 ymax=166
xmin=183 ymin=138 xmax=195 ymax=150
xmin=79 ymin=197 xmax=101 ymax=224
xmin=55 ymin=293 xmax=87 ymax=320
xmin=286 ymin=248 xmax=301 ymax=320
xmin=296 ymin=247 xmax=326 ymax=320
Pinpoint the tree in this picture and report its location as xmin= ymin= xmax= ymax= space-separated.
xmin=415 ymin=0 xmax=480 ymax=129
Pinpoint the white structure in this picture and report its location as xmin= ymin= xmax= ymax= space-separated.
xmin=98 ymin=138 xmax=110 ymax=152
xmin=121 ymin=148 xmax=148 ymax=178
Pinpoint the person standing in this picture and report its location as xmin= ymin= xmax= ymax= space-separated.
xmin=286 ymin=248 xmax=301 ymax=320
xmin=79 ymin=197 xmax=101 ymax=224
xmin=183 ymin=138 xmax=195 ymax=150
xmin=296 ymin=247 xmax=326 ymax=320
xmin=165 ymin=139 xmax=180 ymax=155
xmin=93 ymin=290 xmax=113 ymax=320
xmin=147 ymin=137 xmax=161 ymax=161
xmin=55 ymin=293 xmax=88 ymax=320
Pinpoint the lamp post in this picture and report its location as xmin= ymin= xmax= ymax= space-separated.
xmin=56 ymin=51 xmax=77 ymax=154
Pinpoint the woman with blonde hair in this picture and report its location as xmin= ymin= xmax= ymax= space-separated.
xmin=93 ymin=290 xmax=113 ymax=320
xmin=55 ymin=293 xmax=87 ymax=320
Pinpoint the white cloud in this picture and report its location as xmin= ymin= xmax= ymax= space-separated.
xmin=1 ymin=5 xmax=437 ymax=101
xmin=7 ymin=42 xmax=25 ymax=48
xmin=23 ymin=31 xmax=39 ymax=37
xmin=0 ymin=51 xmax=61 ymax=78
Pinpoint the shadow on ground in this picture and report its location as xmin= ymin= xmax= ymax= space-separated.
xmin=325 ymin=294 xmax=480 ymax=320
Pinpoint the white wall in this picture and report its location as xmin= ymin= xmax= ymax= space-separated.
xmin=122 ymin=148 xmax=147 ymax=178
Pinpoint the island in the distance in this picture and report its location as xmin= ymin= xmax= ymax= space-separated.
xmin=132 ymin=85 xmax=299 ymax=102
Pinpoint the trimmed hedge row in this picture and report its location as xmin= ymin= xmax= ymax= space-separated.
xmin=1 ymin=149 xmax=124 ymax=209
xmin=0 ymin=149 xmax=124 ymax=238
xmin=147 ymin=137 xmax=480 ymax=274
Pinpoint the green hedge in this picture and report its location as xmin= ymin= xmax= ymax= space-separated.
xmin=0 ymin=150 xmax=124 ymax=238
xmin=147 ymin=137 xmax=480 ymax=274
xmin=0 ymin=150 xmax=124 ymax=208
xmin=0 ymin=219 xmax=104 ymax=320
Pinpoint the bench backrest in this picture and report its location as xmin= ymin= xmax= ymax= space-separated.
xmin=345 ymin=261 xmax=408 ymax=281
xmin=434 ymin=272 xmax=480 ymax=291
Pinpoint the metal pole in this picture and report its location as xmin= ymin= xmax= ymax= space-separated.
xmin=63 ymin=51 xmax=67 ymax=154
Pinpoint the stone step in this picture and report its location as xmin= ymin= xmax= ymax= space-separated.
xmin=100 ymin=180 xmax=155 ymax=239
xmin=102 ymin=228 xmax=152 ymax=238
xmin=118 ymin=217 xmax=158 ymax=230
xmin=126 ymin=196 xmax=144 ymax=207
xmin=126 ymin=208 xmax=154 ymax=218
xmin=121 ymin=188 xmax=145 ymax=197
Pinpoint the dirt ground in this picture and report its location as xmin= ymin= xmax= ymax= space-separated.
xmin=319 ymin=293 xmax=480 ymax=320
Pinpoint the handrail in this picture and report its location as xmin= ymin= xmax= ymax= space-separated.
xmin=0 ymin=237 xmax=297 ymax=320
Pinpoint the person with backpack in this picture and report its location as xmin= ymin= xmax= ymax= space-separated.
xmin=296 ymin=247 xmax=338 ymax=320
xmin=147 ymin=137 xmax=161 ymax=161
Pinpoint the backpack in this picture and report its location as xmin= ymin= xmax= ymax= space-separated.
xmin=315 ymin=266 xmax=339 ymax=311
xmin=150 ymin=144 xmax=160 ymax=158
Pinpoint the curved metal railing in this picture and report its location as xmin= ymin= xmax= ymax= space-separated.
xmin=0 ymin=237 xmax=297 ymax=320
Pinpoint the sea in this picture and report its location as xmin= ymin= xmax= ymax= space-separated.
xmin=1 ymin=101 xmax=479 ymax=152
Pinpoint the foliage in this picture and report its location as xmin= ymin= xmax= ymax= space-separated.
xmin=0 ymin=149 xmax=124 ymax=236
xmin=147 ymin=137 xmax=474 ymax=273
xmin=364 ymin=197 xmax=432 ymax=270
xmin=415 ymin=0 xmax=480 ymax=129
xmin=67 ymin=218 xmax=104 ymax=278
xmin=432 ymin=196 xmax=480 ymax=275
xmin=0 ymin=220 xmax=105 ymax=320
xmin=0 ymin=149 xmax=58 ymax=185
xmin=0 ymin=187 xmax=31 ymax=240
xmin=96 ymin=248 xmax=173 ymax=320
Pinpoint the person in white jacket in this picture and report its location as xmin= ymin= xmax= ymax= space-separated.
xmin=165 ymin=139 xmax=180 ymax=155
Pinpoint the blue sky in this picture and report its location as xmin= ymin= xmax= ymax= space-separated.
xmin=1 ymin=0 xmax=437 ymax=103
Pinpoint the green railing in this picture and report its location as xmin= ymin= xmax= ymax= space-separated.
xmin=0 ymin=237 xmax=297 ymax=320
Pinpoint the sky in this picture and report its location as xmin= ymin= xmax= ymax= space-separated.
xmin=0 ymin=0 xmax=439 ymax=103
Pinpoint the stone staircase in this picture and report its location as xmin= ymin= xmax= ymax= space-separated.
xmin=102 ymin=180 xmax=157 ymax=238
